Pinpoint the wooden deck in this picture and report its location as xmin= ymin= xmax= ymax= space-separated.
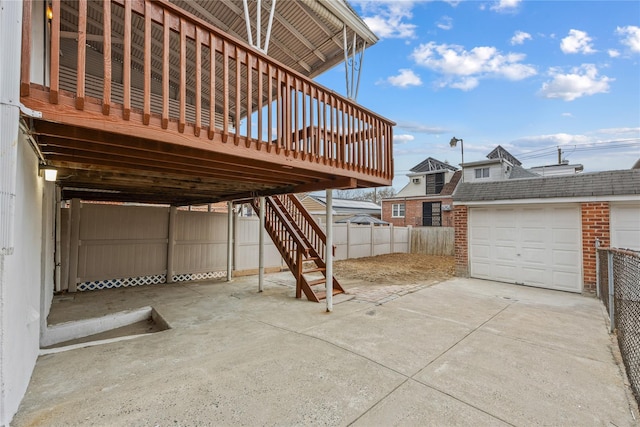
xmin=20 ymin=0 xmax=394 ymax=205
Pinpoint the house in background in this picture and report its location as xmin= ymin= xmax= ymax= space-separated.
xmin=463 ymin=145 xmax=539 ymax=182
xmin=300 ymin=194 xmax=382 ymax=224
xmin=382 ymin=157 xmax=461 ymax=227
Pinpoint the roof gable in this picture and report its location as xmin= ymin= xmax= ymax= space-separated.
xmin=486 ymin=145 xmax=521 ymax=166
xmin=410 ymin=157 xmax=458 ymax=173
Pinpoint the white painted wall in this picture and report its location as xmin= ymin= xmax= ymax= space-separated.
xmin=463 ymin=162 xmax=506 ymax=182
xmin=0 ymin=131 xmax=47 ymax=426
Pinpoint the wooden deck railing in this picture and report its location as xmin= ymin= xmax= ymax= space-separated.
xmin=20 ymin=0 xmax=394 ymax=181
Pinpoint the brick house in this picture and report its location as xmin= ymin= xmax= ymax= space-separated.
xmin=452 ymin=168 xmax=640 ymax=294
xmin=382 ymin=157 xmax=461 ymax=227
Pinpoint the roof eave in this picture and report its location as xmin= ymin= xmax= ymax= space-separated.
xmin=320 ymin=0 xmax=379 ymax=45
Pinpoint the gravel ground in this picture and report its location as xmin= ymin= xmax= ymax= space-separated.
xmin=333 ymin=253 xmax=455 ymax=284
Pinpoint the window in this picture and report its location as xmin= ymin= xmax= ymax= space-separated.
xmin=392 ymin=203 xmax=405 ymax=218
xmin=422 ymin=202 xmax=441 ymax=226
xmin=426 ymin=172 xmax=445 ymax=195
xmin=475 ymin=167 xmax=490 ymax=179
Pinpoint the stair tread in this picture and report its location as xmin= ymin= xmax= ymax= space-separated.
xmin=303 ymin=267 xmax=326 ymax=274
xmin=315 ymin=289 xmax=345 ymax=300
xmin=306 ymin=278 xmax=326 ymax=286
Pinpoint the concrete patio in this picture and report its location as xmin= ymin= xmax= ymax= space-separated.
xmin=12 ymin=273 xmax=639 ymax=426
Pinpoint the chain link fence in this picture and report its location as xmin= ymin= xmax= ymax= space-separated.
xmin=597 ymin=245 xmax=640 ymax=407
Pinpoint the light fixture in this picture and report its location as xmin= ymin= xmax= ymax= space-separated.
xmin=39 ymin=165 xmax=58 ymax=182
xmin=46 ymin=5 xmax=53 ymax=21
xmin=449 ymin=136 xmax=464 ymax=182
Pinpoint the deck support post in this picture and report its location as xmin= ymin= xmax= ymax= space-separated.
xmin=325 ymin=189 xmax=333 ymax=312
xmin=258 ymin=196 xmax=265 ymax=292
xmin=227 ymin=201 xmax=233 ymax=281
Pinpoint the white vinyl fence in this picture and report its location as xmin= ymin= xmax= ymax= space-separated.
xmin=59 ymin=202 xmax=411 ymax=291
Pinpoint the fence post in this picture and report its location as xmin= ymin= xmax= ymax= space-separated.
xmin=607 ymin=251 xmax=615 ymax=333
xmin=595 ymin=238 xmax=600 ymax=298
xmin=389 ymin=223 xmax=394 ymax=253
xmin=370 ymin=222 xmax=374 ymax=256
xmin=166 ymin=206 xmax=177 ymax=283
xmin=346 ymin=220 xmax=351 ymax=259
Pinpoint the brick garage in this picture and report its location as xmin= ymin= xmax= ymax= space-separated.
xmin=453 ymin=170 xmax=639 ymax=293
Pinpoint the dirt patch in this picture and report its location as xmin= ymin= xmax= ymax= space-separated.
xmin=333 ymin=253 xmax=455 ymax=284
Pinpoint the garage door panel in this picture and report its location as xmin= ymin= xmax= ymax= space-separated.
xmin=521 ymin=267 xmax=547 ymax=286
xmin=469 ymin=226 xmax=490 ymax=242
xmin=469 ymin=205 xmax=582 ymax=293
xmin=492 ymin=264 xmax=518 ymax=283
xmin=521 ymin=247 xmax=546 ymax=264
xmin=611 ymin=203 xmax=640 ymax=251
xmin=551 ymin=249 xmax=580 ymax=267
xmin=470 ymin=261 xmax=491 ymax=278
xmin=552 ymin=271 xmax=581 ymax=291
xmin=552 ymin=228 xmax=580 ymax=245
xmin=521 ymin=226 xmax=546 ymax=243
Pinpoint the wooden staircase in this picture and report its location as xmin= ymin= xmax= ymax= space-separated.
xmin=250 ymin=195 xmax=345 ymax=302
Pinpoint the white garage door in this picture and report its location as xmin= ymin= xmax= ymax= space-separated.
xmin=610 ymin=202 xmax=640 ymax=251
xmin=469 ymin=205 xmax=582 ymax=292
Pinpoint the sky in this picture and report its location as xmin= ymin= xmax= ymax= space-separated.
xmin=314 ymin=0 xmax=640 ymax=190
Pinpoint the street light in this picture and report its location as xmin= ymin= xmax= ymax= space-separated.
xmin=449 ymin=137 xmax=464 ymax=182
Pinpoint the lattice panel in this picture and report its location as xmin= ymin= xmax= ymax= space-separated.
xmin=78 ymin=274 xmax=166 ymax=291
xmin=173 ymin=271 xmax=227 ymax=282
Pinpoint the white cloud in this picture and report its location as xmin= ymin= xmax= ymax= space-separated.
xmin=616 ymin=25 xmax=640 ymax=53
xmin=410 ymin=42 xmax=536 ymax=90
xmin=359 ymin=1 xmax=416 ymax=39
xmin=393 ymin=134 xmax=415 ymax=144
xmin=560 ymin=29 xmax=596 ymax=54
xmin=513 ymin=133 xmax=591 ymax=148
xmin=561 ymin=112 xmax=574 ymax=118
xmin=608 ymin=49 xmax=620 ymax=58
xmin=539 ymin=64 xmax=613 ymax=101
xmin=397 ymin=121 xmax=448 ymax=134
xmin=490 ymin=0 xmax=522 ymax=12
xmin=436 ymin=16 xmax=453 ymax=31
xmin=385 ymin=69 xmax=422 ymax=88
xmin=510 ymin=31 xmax=532 ymax=45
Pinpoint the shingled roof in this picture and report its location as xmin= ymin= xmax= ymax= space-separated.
xmin=410 ymin=157 xmax=458 ymax=173
xmin=454 ymin=169 xmax=640 ymax=202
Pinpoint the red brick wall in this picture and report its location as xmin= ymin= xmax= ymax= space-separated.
xmin=382 ymin=198 xmax=454 ymax=227
xmin=454 ymin=205 xmax=468 ymax=277
xmin=581 ymin=202 xmax=610 ymax=293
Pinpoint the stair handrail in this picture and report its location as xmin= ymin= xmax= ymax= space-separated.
xmin=256 ymin=197 xmax=312 ymax=261
xmin=282 ymin=194 xmax=336 ymax=257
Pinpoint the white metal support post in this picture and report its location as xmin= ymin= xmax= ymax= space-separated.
xmin=325 ymin=190 xmax=333 ymax=312
xmin=258 ymin=196 xmax=265 ymax=292
xmin=227 ymin=201 xmax=233 ymax=281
